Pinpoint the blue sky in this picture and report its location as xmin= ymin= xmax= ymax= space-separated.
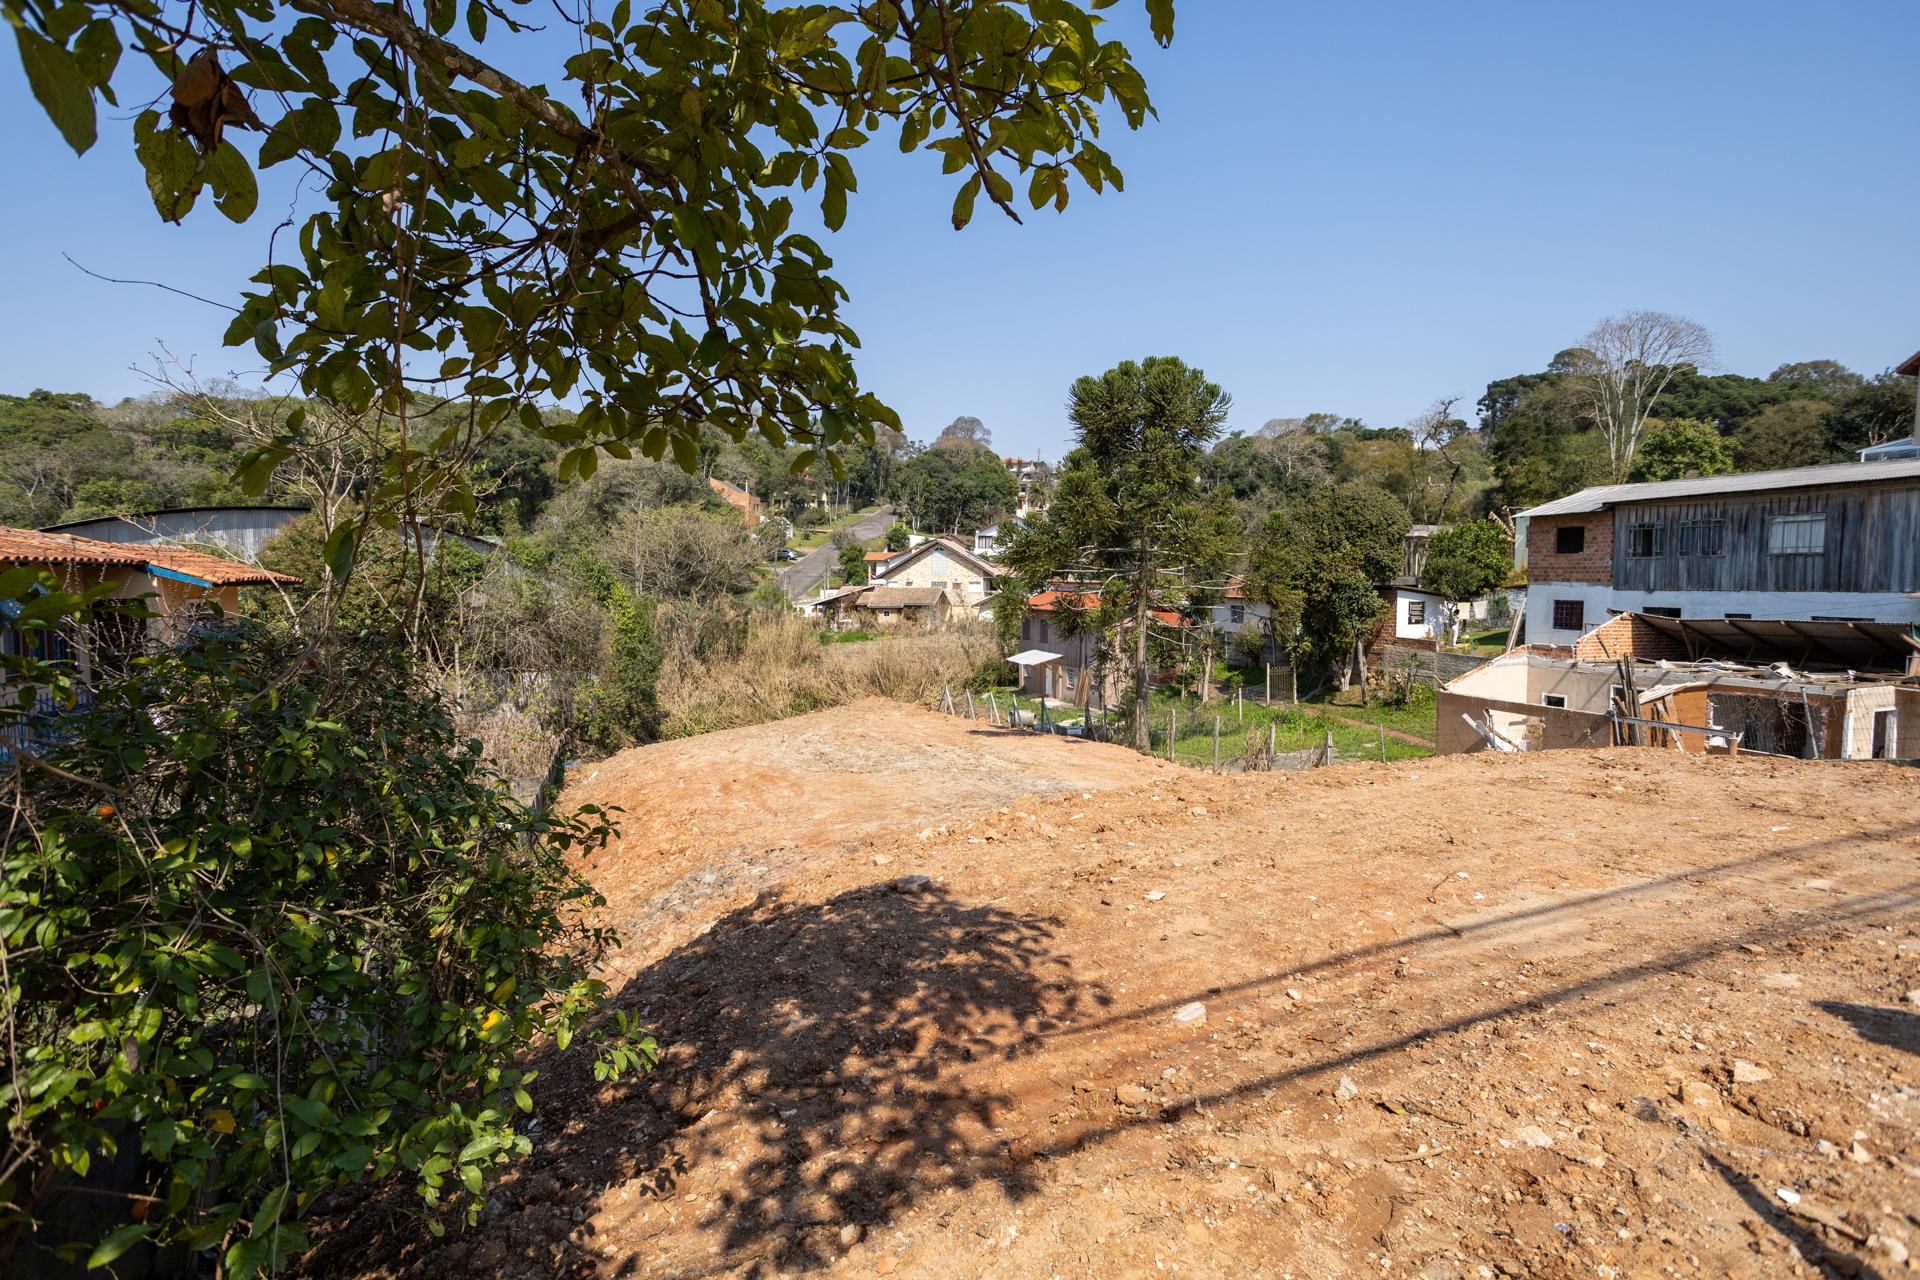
xmin=2 ymin=1 xmax=1915 ymax=460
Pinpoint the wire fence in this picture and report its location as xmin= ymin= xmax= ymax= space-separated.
xmin=937 ymin=682 xmax=1427 ymax=773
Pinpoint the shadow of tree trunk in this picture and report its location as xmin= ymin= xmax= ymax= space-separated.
xmin=298 ymin=883 xmax=1108 ymax=1278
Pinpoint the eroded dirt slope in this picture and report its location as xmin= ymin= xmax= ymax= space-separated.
xmin=306 ymin=702 xmax=1920 ymax=1280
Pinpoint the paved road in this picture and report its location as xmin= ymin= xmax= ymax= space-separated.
xmin=777 ymin=505 xmax=895 ymax=600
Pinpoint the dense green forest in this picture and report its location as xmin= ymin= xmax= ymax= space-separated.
xmin=9 ymin=349 xmax=1905 ymax=540
xmin=0 ymin=387 xmax=1016 ymax=536
xmin=1481 ymin=355 xmax=1914 ymax=507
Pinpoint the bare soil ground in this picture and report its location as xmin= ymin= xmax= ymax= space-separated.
xmin=304 ymin=699 xmax=1920 ymax=1280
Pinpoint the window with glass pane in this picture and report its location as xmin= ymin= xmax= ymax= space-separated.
xmin=1766 ymin=514 xmax=1826 ymax=555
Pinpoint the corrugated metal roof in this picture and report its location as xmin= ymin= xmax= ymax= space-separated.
xmin=1516 ymin=457 xmax=1920 ymax=518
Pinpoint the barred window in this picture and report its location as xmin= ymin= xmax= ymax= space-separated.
xmin=1552 ymin=599 xmax=1584 ymax=631
xmin=1626 ymin=524 xmax=1664 ymax=558
xmin=1677 ymin=519 xmax=1725 ymax=557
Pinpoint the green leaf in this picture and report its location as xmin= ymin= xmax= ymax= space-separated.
xmin=669 ymin=432 xmax=698 ymax=474
xmin=87 ymin=1222 xmax=151 ymax=1269
xmin=207 ymin=140 xmax=258 ymax=222
xmin=821 ymin=176 xmax=846 ymax=232
xmin=951 ymin=174 xmax=981 ymax=230
xmin=320 ymin=523 xmax=359 ymax=580
xmin=71 ymin=20 xmax=121 ymax=88
xmin=1146 ymin=0 xmax=1176 ymax=46
xmin=133 ymin=109 xmax=203 ymax=222
xmin=16 ymin=28 xmax=97 ymax=154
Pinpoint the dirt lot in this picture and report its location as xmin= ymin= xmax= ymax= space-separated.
xmin=305 ymin=699 xmax=1920 ymax=1280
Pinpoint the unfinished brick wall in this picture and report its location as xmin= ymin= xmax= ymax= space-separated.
xmin=1527 ymin=512 xmax=1615 ymax=586
xmin=1570 ymin=613 xmax=1689 ymax=663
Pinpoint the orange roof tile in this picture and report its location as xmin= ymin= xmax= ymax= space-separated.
xmin=1026 ymin=587 xmax=1183 ymax=627
xmin=0 ymin=525 xmax=298 ymax=587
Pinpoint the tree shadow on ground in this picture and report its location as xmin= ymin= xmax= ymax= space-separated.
xmin=298 ymin=882 xmax=1106 ymax=1279
xmin=1813 ymin=1001 xmax=1919 ymax=1058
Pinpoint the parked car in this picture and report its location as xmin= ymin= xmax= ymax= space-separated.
xmin=775 ymin=548 xmax=800 ymax=562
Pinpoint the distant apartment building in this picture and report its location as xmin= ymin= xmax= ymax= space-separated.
xmin=1515 ymin=458 xmax=1920 ymax=647
xmin=1002 ymin=457 xmax=1049 ymax=517
xmin=707 ymin=475 xmax=764 ymax=525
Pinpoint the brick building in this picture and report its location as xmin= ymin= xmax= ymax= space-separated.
xmin=1515 ymin=458 xmax=1920 ymax=647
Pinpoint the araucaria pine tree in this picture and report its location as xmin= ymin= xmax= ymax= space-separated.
xmin=1006 ymin=357 xmax=1241 ymax=750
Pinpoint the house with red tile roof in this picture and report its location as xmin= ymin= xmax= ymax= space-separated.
xmin=1 ymin=524 xmax=296 ymax=649
xmin=3 ymin=526 xmax=300 ymax=757
xmin=1014 ymin=585 xmax=1187 ymax=705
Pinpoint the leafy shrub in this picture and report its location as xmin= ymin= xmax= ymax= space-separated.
xmin=1373 ymin=667 xmax=1437 ymax=710
xmin=0 ymin=591 xmax=647 ymax=1275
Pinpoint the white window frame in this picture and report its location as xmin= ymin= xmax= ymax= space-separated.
xmin=1766 ymin=513 xmax=1827 ymax=556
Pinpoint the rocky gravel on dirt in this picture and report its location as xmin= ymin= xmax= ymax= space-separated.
xmin=300 ymin=700 xmax=1920 ymax=1280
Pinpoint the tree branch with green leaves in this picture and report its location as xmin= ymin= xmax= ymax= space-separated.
xmin=7 ymin=0 xmax=1177 ymax=535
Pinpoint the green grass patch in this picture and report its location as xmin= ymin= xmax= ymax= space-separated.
xmin=1301 ymin=692 xmax=1438 ymax=743
xmin=974 ymin=684 xmax=1432 ymax=765
xmin=1447 ymin=625 xmax=1510 ymax=656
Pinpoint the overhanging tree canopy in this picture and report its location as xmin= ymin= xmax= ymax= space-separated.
xmin=8 ymin=0 xmax=1176 ymax=528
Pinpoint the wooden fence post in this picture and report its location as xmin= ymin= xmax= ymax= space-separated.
xmin=1323 ymin=728 xmax=1334 ymax=766
xmin=1212 ymin=714 xmax=1220 ymax=767
xmin=1268 ymin=721 xmax=1276 ymax=767
xmin=1236 ymin=686 xmax=1243 ymax=723
xmin=966 ymin=690 xmax=976 ymax=720
xmin=1378 ymin=725 xmax=1387 ymax=762
xmin=1168 ymin=707 xmax=1176 ymax=762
